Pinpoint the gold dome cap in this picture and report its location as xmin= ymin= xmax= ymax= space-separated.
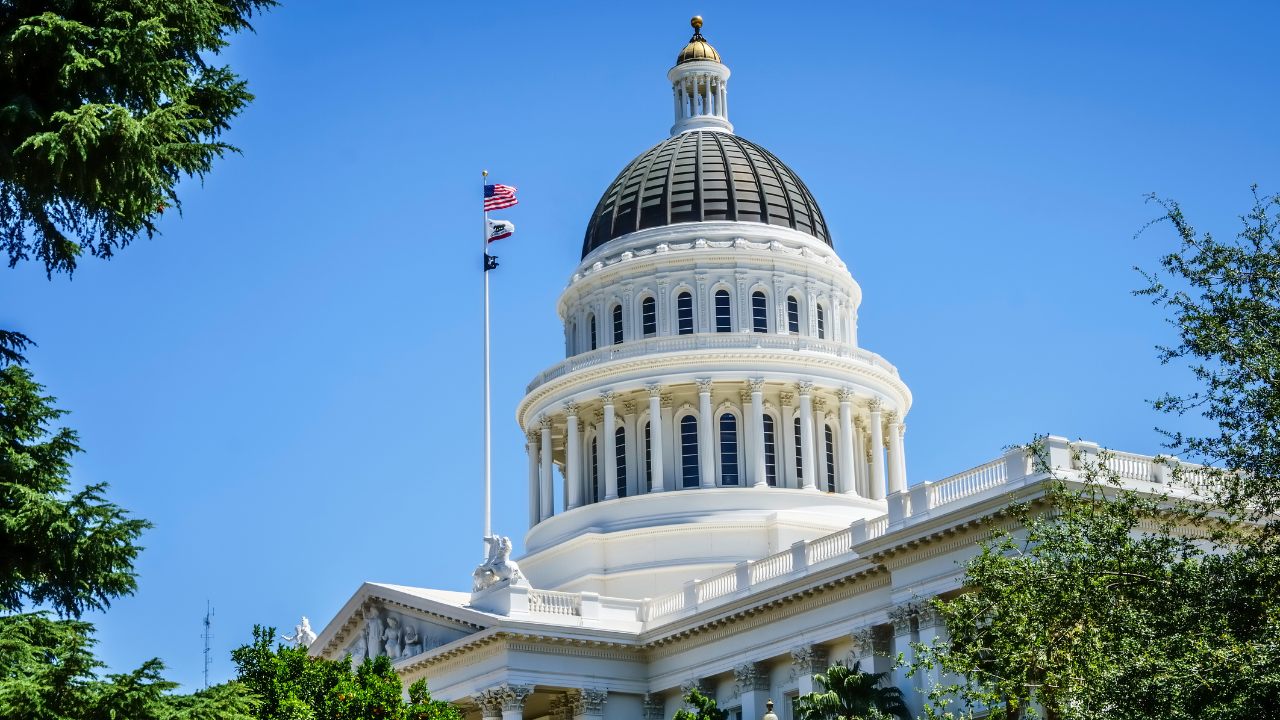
xmin=676 ymin=16 xmax=721 ymax=64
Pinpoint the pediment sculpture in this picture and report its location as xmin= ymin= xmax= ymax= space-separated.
xmin=472 ymin=534 xmax=526 ymax=592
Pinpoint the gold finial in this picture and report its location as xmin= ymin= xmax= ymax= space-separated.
xmin=483 ymin=170 xmax=488 ymax=176
xmin=691 ymin=15 xmax=703 ymax=29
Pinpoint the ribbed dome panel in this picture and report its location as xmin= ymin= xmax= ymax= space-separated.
xmin=581 ymin=132 xmax=831 ymax=259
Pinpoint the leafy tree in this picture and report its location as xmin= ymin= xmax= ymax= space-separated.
xmin=1 ymin=0 xmax=275 ymax=277
xmin=231 ymin=625 xmax=464 ymax=720
xmin=794 ymin=661 xmax=910 ymax=720
xmin=909 ymin=190 xmax=1280 ymax=720
xmin=673 ymin=688 xmax=728 ymax=720
xmin=0 ymin=366 xmax=256 ymax=718
xmin=1136 ymin=188 xmax=1280 ymax=518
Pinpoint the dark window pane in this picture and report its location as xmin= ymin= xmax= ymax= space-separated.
xmin=590 ymin=314 xmax=597 ymax=350
xmin=794 ymin=416 xmax=803 ymax=479
xmin=616 ymin=426 xmax=628 ymax=498
xmin=752 ymin=291 xmax=768 ymax=333
xmin=817 ymin=304 xmax=825 ymax=339
xmin=763 ymin=414 xmax=777 ymax=486
xmin=613 ymin=305 xmax=624 ymax=345
xmin=825 ymin=425 xmax=836 ymax=492
xmin=715 ymin=289 xmax=731 ymax=333
xmin=681 ymin=415 xmax=699 ymax=487
xmin=787 ymin=297 xmax=800 ymax=334
xmin=642 ymin=297 xmax=657 ymax=337
xmin=591 ymin=436 xmax=599 ymax=502
xmin=678 ymin=292 xmax=694 ymax=335
xmin=644 ymin=421 xmax=652 ymax=491
xmin=720 ymin=414 xmax=739 ymax=485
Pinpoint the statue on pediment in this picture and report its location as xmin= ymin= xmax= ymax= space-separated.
xmin=472 ymin=535 xmax=525 ymax=592
xmin=383 ymin=615 xmax=403 ymax=659
xmin=280 ymin=617 xmax=317 ymax=647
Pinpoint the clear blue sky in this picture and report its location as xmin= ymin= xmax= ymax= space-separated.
xmin=2 ymin=0 xmax=1277 ymax=691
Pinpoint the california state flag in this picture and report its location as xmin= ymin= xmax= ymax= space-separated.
xmin=486 ymin=218 xmax=514 ymax=242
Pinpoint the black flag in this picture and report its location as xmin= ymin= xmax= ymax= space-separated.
xmin=484 ymin=254 xmax=499 ymax=271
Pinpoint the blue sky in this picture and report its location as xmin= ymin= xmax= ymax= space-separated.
xmin=3 ymin=0 xmax=1278 ymax=691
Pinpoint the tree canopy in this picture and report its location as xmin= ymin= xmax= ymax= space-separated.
xmin=1 ymin=0 xmax=275 ymax=278
xmin=794 ymin=661 xmax=910 ymax=720
xmin=910 ymin=191 xmax=1280 ymax=720
xmin=231 ymin=626 xmax=463 ymax=720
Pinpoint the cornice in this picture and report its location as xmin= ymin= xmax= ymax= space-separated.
xmin=519 ymin=349 xmax=912 ymax=429
xmin=320 ymin=588 xmax=489 ymax=657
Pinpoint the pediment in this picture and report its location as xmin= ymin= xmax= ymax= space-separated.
xmin=313 ymin=583 xmax=488 ymax=663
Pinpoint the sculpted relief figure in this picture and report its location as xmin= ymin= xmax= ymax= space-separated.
xmin=472 ymin=535 xmax=525 ymax=591
xmin=401 ymin=623 xmax=423 ymax=658
xmin=383 ymin=616 xmax=403 ymax=659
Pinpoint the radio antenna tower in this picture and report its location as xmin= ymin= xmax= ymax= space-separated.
xmin=201 ymin=601 xmax=215 ymax=689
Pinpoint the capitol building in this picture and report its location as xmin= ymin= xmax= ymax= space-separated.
xmin=312 ymin=19 xmax=1184 ymax=720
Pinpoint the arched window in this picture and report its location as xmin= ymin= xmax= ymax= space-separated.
xmin=763 ymin=414 xmax=777 ymax=486
xmin=794 ymin=416 xmax=804 ymax=480
xmin=824 ymin=424 xmax=836 ymax=492
xmin=787 ymin=296 xmax=800 ymax=334
xmin=719 ymin=414 xmax=739 ymax=485
xmin=817 ymin=304 xmax=826 ymax=339
xmin=589 ymin=313 xmax=597 ymax=350
xmin=677 ymin=291 xmax=694 ymax=335
xmin=752 ymin=291 xmax=768 ymax=333
xmin=715 ymin=289 xmax=732 ymax=332
xmin=612 ymin=304 xmax=624 ymax=345
xmin=615 ymin=426 xmax=628 ymax=497
xmin=681 ymin=415 xmax=699 ymax=487
xmin=641 ymin=296 xmax=657 ymax=337
xmin=644 ymin=420 xmax=653 ymax=490
xmin=591 ymin=436 xmax=599 ymax=502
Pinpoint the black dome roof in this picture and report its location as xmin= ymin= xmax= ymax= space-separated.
xmin=582 ymin=131 xmax=831 ymax=259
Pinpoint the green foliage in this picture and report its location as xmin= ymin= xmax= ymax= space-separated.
xmin=911 ymin=440 xmax=1280 ymax=720
xmin=0 ymin=364 xmax=150 ymax=618
xmin=230 ymin=626 xmax=463 ymax=720
xmin=0 ymin=0 xmax=275 ymax=277
xmin=1136 ymin=188 xmax=1280 ymax=519
xmin=672 ymin=688 xmax=728 ymax=720
xmin=794 ymin=661 xmax=909 ymax=720
xmin=0 ymin=611 xmax=259 ymax=720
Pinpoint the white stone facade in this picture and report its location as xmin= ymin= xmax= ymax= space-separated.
xmin=311 ymin=22 xmax=1202 ymax=720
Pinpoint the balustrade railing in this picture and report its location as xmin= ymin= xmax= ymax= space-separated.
xmin=646 ymin=589 xmax=686 ymax=620
xmin=696 ymin=568 xmax=739 ymax=603
xmin=932 ymin=458 xmax=1007 ymax=506
xmin=1107 ymin=452 xmax=1153 ymax=482
xmin=750 ymin=549 xmax=793 ymax=585
xmin=807 ymin=527 xmax=853 ymax=566
xmin=527 ymin=589 xmax=581 ymax=616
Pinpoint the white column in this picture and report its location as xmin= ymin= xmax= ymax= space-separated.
xmin=526 ymin=430 xmax=540 ymax=529
xmin=721 ymin=78 xmax=728 ymax=118
xmin=661 ymin=394 xmax=676 ymax=487
xmin=852 ymin=417 xmax=868 ymax=497
xmin=837 ymin=389 xmax=858 ymax=495
xmin=750 ymin=379 xmax=767 ymax=488
xmin=623 ymin=401 xmax=638 ymax=497
xmin=646 ymin=385 xmax=665 ymax=493
xmin=869 ymin=400 xmax=887 ymax=500
xmin=798 ymin=382 xmax=817 ymax=490
xmin=887 ymin=412 xmax=907 ymax=495
xmin=565 ymin=403 xmax=581 ymax=510
xmin=814 ymin=399 xmax=829 ymax=492
xmin=697 ymin=379 xmax=716 ymax=488
xmin=602 ymin=392 xmax=618 ymax=501
xmin=780 ymin=393 xmax=797 ymax=488
xmin=540 ymin=417 xmax=553 ymax=521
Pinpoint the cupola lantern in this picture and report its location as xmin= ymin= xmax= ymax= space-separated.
xmin=669 ymin=16 xmax=732 ymax=135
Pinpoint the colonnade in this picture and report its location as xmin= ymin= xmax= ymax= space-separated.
xmin=526 ymin=381 xmax=907 ymax=527
xmin=673 ymin=72 xmax=727 ymax=122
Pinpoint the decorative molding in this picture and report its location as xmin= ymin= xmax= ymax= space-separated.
xmin=647 ymin=384 xmax=663 ymax=398
xmin=661 ymin=394 xmax=674 ymax=409
xmin=797 ymin=381 xmax=813 ymax=396
xmin=696 ymin=378 xmax=714 ymax=393
xmin=564 ymin=401 xmax=579 ymax=416
xmin=884 ymin=410 xmax=898 ymax=423
xmin=749 ymin=378 xmax=766 ymax=393
xmin=623 ymin=401 xmax=637 ymax=415
xmin=868 ymin=398 xmax=882 ymax=413
xmin=851 ymin=625 xmax=891 ymax=657
xmin=600 ymin=391 xmax=616 ymax=405
xmin=812 ymin=397 xmax=827 ymax=412
xmin=732 ymin=662 xmax=767 ymax=697
xmin=836 ymin=387 xmax=855 ymax=401
xmin=779 ymin=392 xmax=794 ymax=406
xmin=789 ymin=643 xmax=829 ymax=681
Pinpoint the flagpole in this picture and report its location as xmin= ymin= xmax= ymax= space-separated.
xmin=482 ymin=170 xmax=491 ymax=554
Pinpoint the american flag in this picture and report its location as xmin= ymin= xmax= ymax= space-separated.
xmin=484 ymin=184 xmax=518 ymax=211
